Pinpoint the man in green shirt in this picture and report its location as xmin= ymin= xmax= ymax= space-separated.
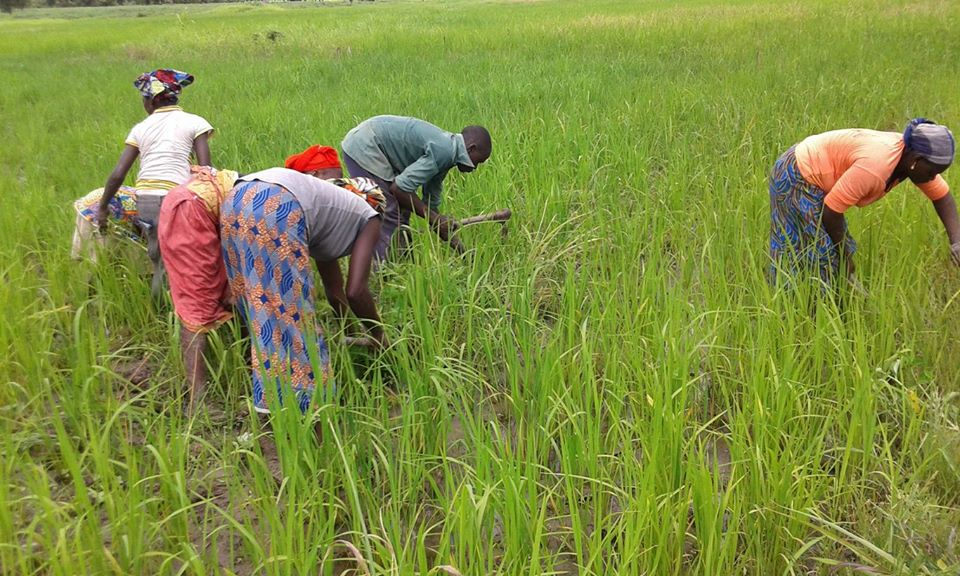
xmin=341 ymin=115 xmax=492 ymax=261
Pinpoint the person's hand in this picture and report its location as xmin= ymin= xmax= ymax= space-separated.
xmin=371 ymin=329 xmax=390 ymax=350
xmin=446 ymin=215 xmax=460 ymax=235
xmin=843 ymin=249 xmax=855 ymax=278
xmin=847 ymin=272 xmax=869 ymax=297
xmin=345 ymin=330 xmax=390 ymax=350
xmin=432 ymin=215 xmax=466 ymax=254
xmin=95 ymin=204 xmax=110 ymax=235
xmin=950 ymin=242 xmax=960 ymax=267
xmin=434 ymin=214 xmax=459 ymax=242
xmin=448 ymin=235 xmax=467 ymax=255
xmin=344 ymin=335 xmax=376 ymax=348
xmin=841 ymin=248 xmax=867 ymax=296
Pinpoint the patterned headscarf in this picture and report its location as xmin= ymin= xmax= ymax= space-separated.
xmin=329 ymin=177 xmax=387 ymax=215
xmin=134 ymin=69 xmax=194 ymax=100
xmin=904 ymin=118 xmax=955 ymax=166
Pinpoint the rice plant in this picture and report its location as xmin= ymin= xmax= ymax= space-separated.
xmin=1 ymin=0 xmax=958 ymax=574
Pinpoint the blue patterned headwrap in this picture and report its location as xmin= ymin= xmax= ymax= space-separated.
xmin=904 ymin=118 xmax=955 ymax=166
xmin=133 ymin=69 xmax=194 ymax=100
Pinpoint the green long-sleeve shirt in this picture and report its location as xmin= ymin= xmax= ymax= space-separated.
xmin=341 ymin=115 xmax=474 ymax=212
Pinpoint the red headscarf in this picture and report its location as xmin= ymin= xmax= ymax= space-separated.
xmin=284 ymin=145 xmax=342 ymax=173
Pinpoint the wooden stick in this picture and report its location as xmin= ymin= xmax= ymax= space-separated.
xmin=457 ymin=209 xmax=512 ymax=228
xmin=441 ymin=209 xmax=512 ymax=253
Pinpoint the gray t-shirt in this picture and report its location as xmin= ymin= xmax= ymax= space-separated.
xmin=238 ymin=168 xmax=378 ymax=262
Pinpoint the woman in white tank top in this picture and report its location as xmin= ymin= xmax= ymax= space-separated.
xmin=71 ymin=68 xmax=214 ymax=295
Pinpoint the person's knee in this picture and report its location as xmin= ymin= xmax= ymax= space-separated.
xmin=146 ymin=231 xmax=161 ymax=262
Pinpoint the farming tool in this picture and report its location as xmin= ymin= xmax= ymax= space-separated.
xmin=456 ymin=208 xmax=513 ymax=228
xmin=446 ymin=208 xmax=513 ymax=254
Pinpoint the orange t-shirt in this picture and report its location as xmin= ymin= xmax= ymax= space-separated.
xmin=794 ymin=129 xmax=949 ymax=213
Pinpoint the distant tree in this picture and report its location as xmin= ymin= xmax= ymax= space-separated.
xmin=1 ymin=0 xmax=28 ymax=13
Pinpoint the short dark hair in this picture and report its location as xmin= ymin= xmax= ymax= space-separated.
xmin=462 ymin=125 xmax=492 ymax=156
xmin=151 ymin=93 xmax=180 ymax=107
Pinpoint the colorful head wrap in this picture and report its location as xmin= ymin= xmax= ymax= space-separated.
xmin=330 ymin=176 xmax=387 ymax=215
xmin=904 ymin=118 xmax=955 ymax=166
xmin=134 ymin=69 xmax=194 ymax=100
xmin=285 ymin=145 xmax=342 ymax=173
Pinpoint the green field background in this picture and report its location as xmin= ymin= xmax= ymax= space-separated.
xmin=1 ymin=0 xmax=959 ymax=574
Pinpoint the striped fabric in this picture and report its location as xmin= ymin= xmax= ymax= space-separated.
xmin=221 ymin=181 xmax=332 ymax=414
xmin=134 ymin=179 xmax=178 ymax=192
xmin=768 ymin=146 xmax=856 ymax=286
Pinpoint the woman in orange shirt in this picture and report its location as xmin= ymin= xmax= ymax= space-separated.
xmin=769 ymin=118 xmax=959 ymax=287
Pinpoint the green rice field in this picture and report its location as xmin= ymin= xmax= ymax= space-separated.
xmin=2 ymin=0 xmax=960 ymax=573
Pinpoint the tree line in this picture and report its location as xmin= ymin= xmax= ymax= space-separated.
xmin=2 ymin=0 xmax=366 ymax=14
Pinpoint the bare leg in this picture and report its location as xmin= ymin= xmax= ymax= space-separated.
xmin=146 ymin=225 xmax=167 ymax=301
xmin=136 ymin=192 xmax=167 ymax=301
xmin=181 ymin=325 xmax=208 ymax=414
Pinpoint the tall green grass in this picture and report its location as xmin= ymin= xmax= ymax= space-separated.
xmin=1 ymin=0 xmax=959 ymax=573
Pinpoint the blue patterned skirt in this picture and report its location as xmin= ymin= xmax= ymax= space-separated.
xmin=221 ymin=181 xmax=331 ymax=414
xmin=768 ymin=146 xmax=856 ymax=286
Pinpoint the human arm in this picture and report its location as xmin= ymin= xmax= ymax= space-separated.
xmin=821 ymin=164 xmax=892 ymax=278
xmin=97 ymin=145 xmax=140 ymax=233
xmin=931 ymin=192 xmax=960 ymax=266
xmin=315 ymin=259 xmax=351 ymax=322
xmin=390 ymin=147 xmax=459 ymax=239
xmin=821 ymin=204 xmax=854 ymax=277
xmin=422 ymin=173 xmax=444 ymax=214
xmin=342 ymin=218 xmax=387 ymax=347
xmin=418 ymin=175 xmax=468 ymax=252
xmin=193 ymin=132 xmax=211 ymax=167
xmin=388 ymin=181 xmax=458 ymax=242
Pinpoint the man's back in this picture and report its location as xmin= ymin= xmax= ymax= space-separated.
xmin=342 ymin=115 xmax=461 ymax=181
